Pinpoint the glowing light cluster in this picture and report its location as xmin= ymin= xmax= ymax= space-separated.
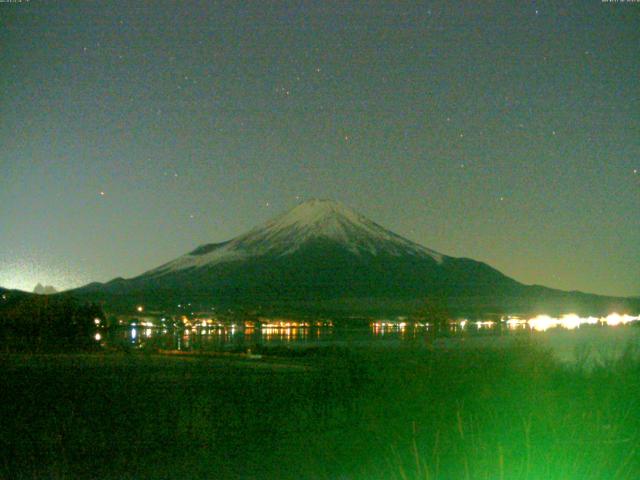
xmin=261 ymin=321 xmax=311 ymax=328
xmin=509 ymin=313 xmax=638 ymax=332
xmin=372 ymin=321 xmax=430 ymax=329
xmin=505 ymin=317 xmax=527 ymax=329
xmin=475 ymin=320 xmax=495 ymax=329
xmin=528 ymin=315 xmax=559 ymax=332
xmin=603 ymin=313 xmax=639 ymax=326
xmin=372 ymin=313 xmax=640 ymax=335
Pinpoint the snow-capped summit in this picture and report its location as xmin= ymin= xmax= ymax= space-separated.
xmin=147 ymin=199 xmax=444 ymax=276
xmin=71 ymin=198 xmax=637 ymax=317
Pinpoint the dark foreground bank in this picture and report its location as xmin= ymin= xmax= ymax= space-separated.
xmin=1 ymin=343 xmax=639 ymax=479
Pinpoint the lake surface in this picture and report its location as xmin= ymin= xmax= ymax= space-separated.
xmin=104 ymin=321 xmax=640 ymax=365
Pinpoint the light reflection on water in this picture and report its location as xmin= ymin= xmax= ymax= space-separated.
xmin=95 ymin=312 xmax=640 ymax=365
xmin=106 ymin=319 xmax=640 ymax=351
xmin=110 ymin=325 xmax=342 ymax=352
xmin=102 ymin=313 xmax=640 ymax=352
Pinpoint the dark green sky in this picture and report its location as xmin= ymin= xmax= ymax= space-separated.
xmin=1 ymin=1 xmax=638 ymax=296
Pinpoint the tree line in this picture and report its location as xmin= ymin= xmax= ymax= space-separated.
xmin=0 ymin=292 xmax=104 ymax=352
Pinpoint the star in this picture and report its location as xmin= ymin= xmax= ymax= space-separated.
xmin=99 ymin=191 xmax=105 ymax=197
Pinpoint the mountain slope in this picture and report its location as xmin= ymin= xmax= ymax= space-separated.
xmin=71 ymin=199 xmax=639 ymax=316
xmin=146 ymin=199 xmax=444 ymax=275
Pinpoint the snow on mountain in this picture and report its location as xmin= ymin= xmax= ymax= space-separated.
xmin=71 ymin=199 xmax=640 ymax=317
xmin=146 ymin=199 xmax=444 ymax=276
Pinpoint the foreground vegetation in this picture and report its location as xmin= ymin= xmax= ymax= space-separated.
xmin=1 ymin=342 xmax=639 ymax=479
xmin=0 ymin=291 xmax=103 ymax=352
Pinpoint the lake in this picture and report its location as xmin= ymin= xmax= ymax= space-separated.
xmin=104 ymin=320 xmax=640 ymax=365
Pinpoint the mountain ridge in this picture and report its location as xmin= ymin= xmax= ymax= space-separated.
xmin=69 ymin=199 xmax=640 ymax=316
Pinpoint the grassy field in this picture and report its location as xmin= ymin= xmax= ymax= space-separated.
xmin=1 ymin=342 xmax=639 ymax=479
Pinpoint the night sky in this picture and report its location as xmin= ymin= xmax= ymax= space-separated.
xmin=1 ymin=1 xmax=638 ymax=297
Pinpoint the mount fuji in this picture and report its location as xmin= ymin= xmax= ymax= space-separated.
xmin=71 ymin=199 xmax=637 ymax=316
xmin=149 ymin=198 xmax=445 ymax=274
